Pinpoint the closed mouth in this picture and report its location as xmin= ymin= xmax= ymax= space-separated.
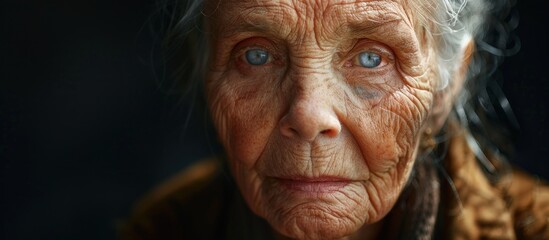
xmin=274 ymin=176 xmax=352 ymax=193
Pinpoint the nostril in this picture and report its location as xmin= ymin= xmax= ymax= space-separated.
xmin=280 ymin=123 xmax=299 ymax=138
xmin=290 ymin=127 xmax=299 ymax=135
xmin=320 ymin=129 xmax=338 ymax=137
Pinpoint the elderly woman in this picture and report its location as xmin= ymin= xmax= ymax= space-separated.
xmin=122 ymin=0 xmax=549 ymax=239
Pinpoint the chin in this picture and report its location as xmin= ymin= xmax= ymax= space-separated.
xmin=243 ymin=179 xmax=375 ymax=240
xmin=271 ymin=212 xmax=360 ymax=240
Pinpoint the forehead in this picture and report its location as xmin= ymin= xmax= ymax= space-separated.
xmin=206 ymin=0 xmax=418 ymax=38
xmin=206 ymin=0 xmax=408 ymax=14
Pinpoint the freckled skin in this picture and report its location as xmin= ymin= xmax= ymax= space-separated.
xmin=205 ymin=0 xmax=442 ymax=239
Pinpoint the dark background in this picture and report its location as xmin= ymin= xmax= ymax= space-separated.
xmin=1 ymin=0 xmax=548 ymax=239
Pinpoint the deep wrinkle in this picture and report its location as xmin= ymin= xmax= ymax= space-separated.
xmin=209 ymin=0 xmax=423 ymax=76
xmin=205 ymin=0 xmax=439 ymax=239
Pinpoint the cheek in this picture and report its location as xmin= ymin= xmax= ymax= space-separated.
xmin=206 ymin=71 xmax=281 ymax=167
xmin=375 ymin=85 xmax=433 ymax=180
xmin=206 ymin=71 xmax=288 ymax=220
xmin=346 ymin=70 xmax=434 ymax=172
xmin=344 ymin=74 xmax=435 ymax=216
xmin=382 ymin=87 xmax=432 ymax=166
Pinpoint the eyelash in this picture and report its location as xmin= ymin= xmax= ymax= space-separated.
xmin=345 ymin=45 xmax=393 ymax=70
xmin=232 ymin=38 xmax=394 ymax=73
xmin=233 ymin=38 xmax=282 ymax=68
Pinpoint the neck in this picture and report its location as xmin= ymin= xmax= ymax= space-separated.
xmin=273 ymin=219 xmax=386 ymax=240
xmin=348 ymin=218 xmax=385 ymax=240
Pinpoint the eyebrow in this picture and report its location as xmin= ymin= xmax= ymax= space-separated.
xmin=214 ymin=3 xmax=298 ymax=39
xmin=211 ymin=1 xmax=422 ymax=66
xmin=334 ymin=2 xmax=407 ymax=29
xmin=215 ymin=1 xmax=413 ymax=40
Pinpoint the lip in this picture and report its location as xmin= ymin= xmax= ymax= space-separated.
xmin=275 ymin=176 xmax=352 ymax=193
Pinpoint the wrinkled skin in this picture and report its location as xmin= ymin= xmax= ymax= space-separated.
xmin=205 ymin=0 xmax=452 ymax=239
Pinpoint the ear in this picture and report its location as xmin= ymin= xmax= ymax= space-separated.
xmin=429 ymin=37 xmax=475 ymax=132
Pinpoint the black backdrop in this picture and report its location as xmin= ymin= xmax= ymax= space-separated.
xmin=1 ymin=0 xmax=548 ymax=239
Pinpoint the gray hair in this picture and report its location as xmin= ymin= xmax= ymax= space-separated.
xmin=421 ymin=0 xmax=519 ymax=179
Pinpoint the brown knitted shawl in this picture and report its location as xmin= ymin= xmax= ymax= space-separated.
xmin=120 ymin=125 xmax=549 ymax=239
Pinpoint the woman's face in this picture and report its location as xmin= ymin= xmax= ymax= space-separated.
xmin=206 ymin=0 xmax=438 ymax=238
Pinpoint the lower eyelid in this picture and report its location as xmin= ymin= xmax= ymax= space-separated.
xmin=347 ymin=58 xmax=388 ymax=69
xmin=355 ymin=86 xmax=382 ymax=99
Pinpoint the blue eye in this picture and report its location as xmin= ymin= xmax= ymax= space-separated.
xmin=245 ymin=49 xmax=269 ymax=65
xmin=358 ymin=52 xmax=381 ymax=68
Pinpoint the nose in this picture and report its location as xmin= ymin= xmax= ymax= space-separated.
xmin=279 ymin=94 xmax=341 ymax=141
